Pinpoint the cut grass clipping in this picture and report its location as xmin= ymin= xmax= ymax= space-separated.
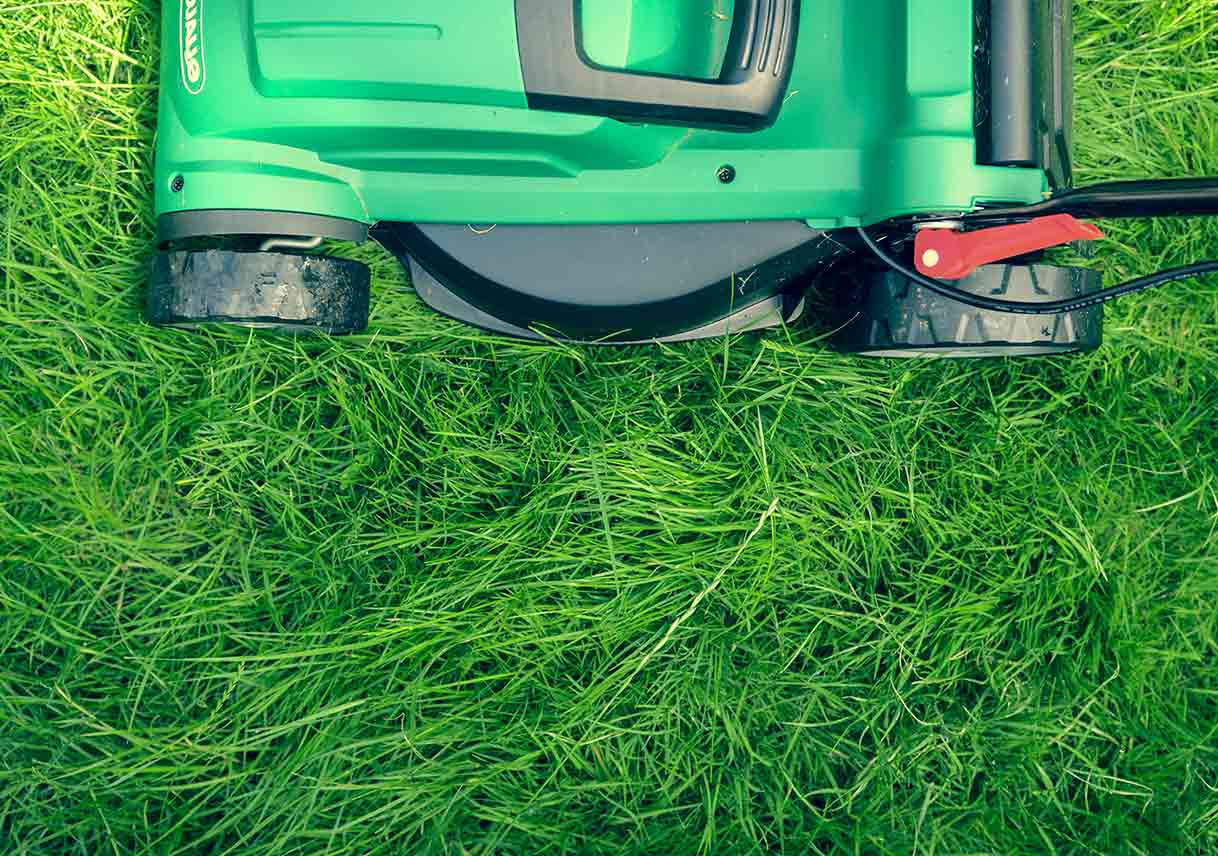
xmin=2 ymin=3 xmax=1218 ymax=855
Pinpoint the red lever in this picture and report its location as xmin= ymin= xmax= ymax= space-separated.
xmin=914 ymin=215 xmax=1105 ymax=280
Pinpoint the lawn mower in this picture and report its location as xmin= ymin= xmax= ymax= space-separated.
xmin=147 ymin=0 xmax=1218 ymax=356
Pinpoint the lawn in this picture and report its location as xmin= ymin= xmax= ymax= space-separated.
xmin=2 ymin=2 xmax=1217 ymax=854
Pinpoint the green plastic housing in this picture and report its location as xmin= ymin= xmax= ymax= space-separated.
xmin=155 ymin=0 xmax=1048 ymax=228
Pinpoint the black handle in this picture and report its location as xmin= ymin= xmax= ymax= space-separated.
xmin=515 ymin=0 xmax=800 ymax=132
xmin=961 ymin=179 xmax=1218 ymax=225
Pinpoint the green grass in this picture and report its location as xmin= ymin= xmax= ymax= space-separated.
xmin=2 ymin=2 xmax=1218 ymax=853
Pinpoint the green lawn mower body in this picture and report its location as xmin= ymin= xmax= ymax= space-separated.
xmin=158 ymin=0 xmax=1054 ymax=226
xmin=149 ymin=0 xmax=1211 ymax=352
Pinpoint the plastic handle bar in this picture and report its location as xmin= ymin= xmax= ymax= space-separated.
xmin=515 ymin=0 xmax=801 ymax=132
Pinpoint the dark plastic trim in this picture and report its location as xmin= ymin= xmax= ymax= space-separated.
xmin=408 ymin=263 xmax=803 ymax=344
xmin=156 ymin=210 xmax=369 ymax=245
xmin=373 ymin=221 xmax=833 ymax=342
xmin=514 ymin=0 xmax=800 ymax=131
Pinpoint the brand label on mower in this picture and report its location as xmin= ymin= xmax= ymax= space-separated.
xmin=180 ymin=0 xmax=205 ymax=95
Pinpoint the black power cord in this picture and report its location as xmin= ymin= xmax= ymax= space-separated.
xmin=855 ymin=226 xmax=1218 ymax=316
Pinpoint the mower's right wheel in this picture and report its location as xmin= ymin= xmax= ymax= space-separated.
xmin=146 ymin=249 xmax=370 ymax=334
xmin=831 ymin=262 xmax=1103 ymax=358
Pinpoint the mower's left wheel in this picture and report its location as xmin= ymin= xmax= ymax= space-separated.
xmin=830 ymin=262 xmax=1103 ymax=358
xmin=146 ymin=250 xmax=370 ymax=334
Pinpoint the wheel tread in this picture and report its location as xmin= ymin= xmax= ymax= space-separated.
xmin=147 ymin=250 xmax=371 ymax=334
xmin=833 ymin=262 xmax=1104 ymax=357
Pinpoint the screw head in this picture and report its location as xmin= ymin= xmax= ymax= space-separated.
xmin=170 ymin=175 xmax=185 ymax=193
xmin=717 ymin=165 xmax=736 ymax=184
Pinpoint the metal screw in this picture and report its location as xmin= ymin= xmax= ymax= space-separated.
xmin=717 ymin=165 xmax=736 ymax=184
xmin=170 ymin=175 xmax=185 ymax=193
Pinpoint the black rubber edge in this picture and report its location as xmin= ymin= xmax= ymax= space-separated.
xmin=831 ymin=262 xmax=1103 ymax=357
xmin=146 ymin=250 xmax=370 ymax=334
xmin=156 ymin=210 xmax=370 ymax=246
xmin=515 ymin=0 xmax=799 ymax=131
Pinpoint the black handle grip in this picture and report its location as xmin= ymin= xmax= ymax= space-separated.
xmin=515 ymin=0 xmax=800 ymax=132
xmin=961 ymin=179 xmax=1218 ymax=224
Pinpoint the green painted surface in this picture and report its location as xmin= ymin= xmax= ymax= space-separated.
xmin=155 ymin=0 xmax=1047 ymax=226
xmin=250 ymin=0 xmax=527 ymax=106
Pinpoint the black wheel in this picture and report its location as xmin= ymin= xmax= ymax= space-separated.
xmin=146 ymin=250 xmax=370 ymax=334
xmin=830 ymin=262 xmax=1103 ymax=358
